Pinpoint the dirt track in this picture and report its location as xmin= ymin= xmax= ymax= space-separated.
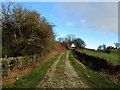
xmin=36 ymin=51 xmax=88 ymax=88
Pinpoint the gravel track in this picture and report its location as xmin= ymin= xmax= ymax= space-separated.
xmin=36 ymin=51 xmax=88 ymax=88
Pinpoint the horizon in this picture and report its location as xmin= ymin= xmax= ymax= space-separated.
xmin=2 ymin=1 xmax=118 ymax=49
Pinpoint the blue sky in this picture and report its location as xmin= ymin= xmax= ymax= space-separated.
xmin=7 ymin=2 xmax=118 ymax=49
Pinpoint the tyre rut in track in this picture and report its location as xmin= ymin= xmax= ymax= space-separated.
xmin=36 ymin=51 xmax=88 ymax=88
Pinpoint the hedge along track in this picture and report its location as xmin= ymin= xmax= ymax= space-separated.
xmin=73 ymin=49 xmax=120 ymax=76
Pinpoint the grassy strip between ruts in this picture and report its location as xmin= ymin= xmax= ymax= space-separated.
xmin=68 ymin=51 xmax=119 ymax=88
xmin=2 ymin=53 xmax=61 ymax=88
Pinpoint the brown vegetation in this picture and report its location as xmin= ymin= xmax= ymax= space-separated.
xmin=2 ymin=42 xmax=67 ymax=84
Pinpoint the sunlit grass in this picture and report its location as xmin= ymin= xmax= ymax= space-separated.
xmin=78 ymin=49 xmax=119 ymax=65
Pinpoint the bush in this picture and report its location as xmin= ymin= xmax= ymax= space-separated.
xmin=2 ymin=3 xmax=55 ymax=57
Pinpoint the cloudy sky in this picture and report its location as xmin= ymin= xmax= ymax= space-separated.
xmin=3 ymin=1 xmax=118 ymax=49
xmin=58 ymin=2 xmax=118 ymax=33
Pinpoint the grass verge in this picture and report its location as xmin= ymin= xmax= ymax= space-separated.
xmin=2 ymin=53 xmax=61 ymax=88
xmin=69 ymin=51 xmax=119 ymax=88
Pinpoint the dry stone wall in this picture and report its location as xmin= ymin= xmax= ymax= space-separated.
xmin=1 ymin=54 xmax=43 ymax=77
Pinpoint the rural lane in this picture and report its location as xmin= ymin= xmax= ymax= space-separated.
xmin=36 ymin=51 xmax=88 ymax=88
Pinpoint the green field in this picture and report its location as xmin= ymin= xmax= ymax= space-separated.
xmin=78 ymin=49 xmax=119 ymax=65
xmin=69 ymin=51 xmax=119 ymax=88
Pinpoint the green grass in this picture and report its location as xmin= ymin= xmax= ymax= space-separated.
xmin=2 ymin=53 xmax=61 ymax=88
xmin=111 ymin=49 xmax=120 ymax=54
xmin=69 ymin=51 xmax=119 ymax=88
xmin=78 ymin=49 xmax=119 ymax=65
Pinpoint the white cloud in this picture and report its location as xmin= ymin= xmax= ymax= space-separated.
xmin=58 ymin=2 xmax=118 ymax=33
xmin=80 ymin=19 xmax=86 ymax=24
xmin=66 ymin=22 xmax=74 ymax=26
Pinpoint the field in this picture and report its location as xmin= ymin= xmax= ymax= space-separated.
xmin=2 ymin=2 xmax=119 ymax=89
xmin=78 ymin=49 xmax=119 ymax=65
xmin=69 ymin=51 xmax=119 ymax=88
xmin=2 ymin=50 xmax=119 ymax=88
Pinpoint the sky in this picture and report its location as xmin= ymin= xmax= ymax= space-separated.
xmin=2 ymin=1 xmax=118 ymax=49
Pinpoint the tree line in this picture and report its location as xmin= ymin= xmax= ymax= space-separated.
xmin=57 ymin=34 xmax=86 ymax=48
xmin=2 ymin=3 xmax=55 ymax=57
xmin=97 ymin=43 xmax=120 ymax=53
xmin=97 ymin=43 xmax=120 ymax=50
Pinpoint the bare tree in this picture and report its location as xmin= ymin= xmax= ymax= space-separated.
xmin=65 ymin=34 xmax=75 ymax=47
xmin=57 ymin=37 xmax=64 ymax=42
